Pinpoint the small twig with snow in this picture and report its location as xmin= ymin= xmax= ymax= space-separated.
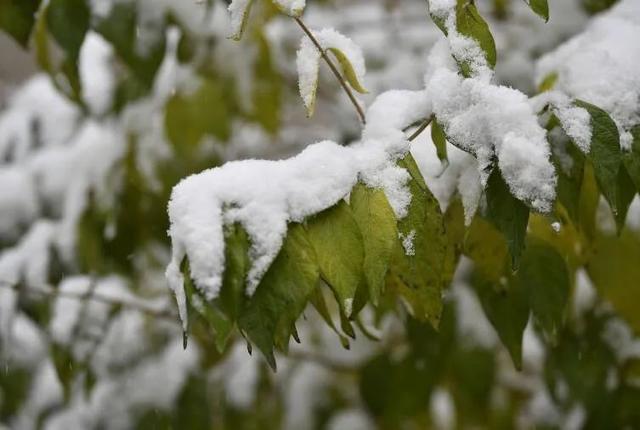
xmin=294 ymin=17 xmax=367 ymax=124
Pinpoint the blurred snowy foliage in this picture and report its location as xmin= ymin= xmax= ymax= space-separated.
xmin=1 ymin=0 xmax=640 ymax=429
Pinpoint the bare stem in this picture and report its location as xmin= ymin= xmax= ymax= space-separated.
xmin=408 ymin=117 xmax=433 ymax=142
xmin=0 ymin=280 xmax=178 ymax=322
xmin=294 ymin=17 xmax=367 ymax=125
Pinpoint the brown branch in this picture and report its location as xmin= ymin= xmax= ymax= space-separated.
xmin=408 ymin=117 xmax=433 ymax=142
xmin=294 ymin=17 xmax=367 ymax=125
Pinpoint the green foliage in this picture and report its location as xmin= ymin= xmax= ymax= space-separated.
xmin=455 ymin=0 xmax=497 ymax=73
xmin=0 ymin=0 xmax=41 ymax=47
xmin=526 ymin=0 xmax=549 ymax=21
xmin=485 ymin=170 xmax=530 ymax=269
xmin=238 ymin=223 xmax=320 ymax=369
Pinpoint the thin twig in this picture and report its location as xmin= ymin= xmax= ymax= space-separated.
xmin=294 ymin=17 xmax=367 ymax=125
xmin=408 ymin=117 xmax=433 ymax=142
xmin=0 ymin=280 xmax=178 ymax=322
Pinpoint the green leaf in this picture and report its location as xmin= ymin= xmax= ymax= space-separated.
xmin=350 ymin=183 xmax=398 ymax=305
xmin=431 ymin=118 xmax=448 ymax=164
xmin=252 ymin=32 xmax=282 ymax=134
xmin=309 ymin=287 xmax=350 ymax=348
xmin=519 ymin=239 xmax=570 ymax=343
xmin=623 ymin=125 xmax=640 ymax=192
xmin=46 ymin=0 xmax=89 ymax=60
xmin=588 ymin=229 xmax=640 ymax=332
xmin=387 ymin=159 xmax=447 ymax=328
xmin=0 ymin=0 xmax=41 ymax=47
xmin=525 ymin=0 xmax=549 ymax=21
xmin=229 ymin=0 xmax=255 ymax=41
xmin=96 ymin=2 xmax=166 ymax=89
xmin=0 ymin=368 xmax=32 ymax=420
xmin=238 ymin=223 xmax=319 ymax=369
xmin=327 ymin=47 xmax=368 ymax=94
xmin=443 ymin=198 xmax=465 ymax=287
xmin=485 ymin=169 xmax=530 ymax=270
xmin=464 ymin=216 xmax=509 ymax=282
xmin=473 ymin=271 xmax=529 ymax=370
xmin=165 ymin=77 xmax=232 ymax=154
xmin=575 ymin=100 xmax=630 ymax=222
xmin=455 ymin=0 xmax=497 ymax=71
xmin=306 ymin=200 xmax=365 ymax=317
xmin=219 ymin=223 xmax=251 ymax=322
xmin=554 ymin=138 xmax=586 ymax=227
xmin=538 ymin=72 xmax=558 ymax=93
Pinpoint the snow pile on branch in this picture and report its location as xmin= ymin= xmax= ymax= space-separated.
xmin=536 ymin=0 xmax=640 ymax=147
xmin=166 ymin=90 xmax=431 ymax=326
xmin=425 ymin=41 xmax=556 ymax=212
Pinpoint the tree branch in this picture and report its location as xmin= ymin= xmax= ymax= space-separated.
xmin=408 ymin=117 xmax=433 ymax=142
xmin=0 ymin=280 xmax=178 ymax=322
xmin=294 ymin=17 xmax=367 ymax=125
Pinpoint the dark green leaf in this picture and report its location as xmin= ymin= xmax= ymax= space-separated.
xmin=219 ymin=223 xmax=251 ymax=321
xmin=306 ymin=200 xmax=365 ymax=317
xmin=46 ymin=0 xmax=89 ymax=60
xmin=519 ymin=239 xmax=570 ymax=343
xmin=0 ymin=0 xmax=41 ymax=47
xmin=350 ymin=183 xmax=398 ymax=305
xmin=473 ymin=271 xmax=529 ymax=370
xmin=575 ymin=100 xmax=628 ymax=222
xmin=238 ymin=223 xmax=319 ymax=369
xmin=485 ymin=169 xmax=530 ymax=269
xmin=623 ymin=125 xmax=640 ymax=192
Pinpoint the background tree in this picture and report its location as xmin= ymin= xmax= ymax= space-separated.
xmin=0 ymin=0 xmax=639 ymax=429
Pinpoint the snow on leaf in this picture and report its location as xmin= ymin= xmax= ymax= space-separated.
xmin=270 ymin=0 xmax=305 ymax=17
xmin=296 ymin=28 xmax=367 ymax=117
xmin=227 ymin=0 xmax=254 ymax=41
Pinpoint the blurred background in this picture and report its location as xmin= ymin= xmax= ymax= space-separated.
xmin=1 ymin=0 xmax=639 ymax=429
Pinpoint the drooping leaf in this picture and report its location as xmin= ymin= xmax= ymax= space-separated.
xmin=464 ymin=216 xmax=509 ymax=283
xmin=575 ymin=100 xmax=628 ymax=221
xmin=96 ymin=2 xmax=166 ymax=92
xmin=350 ymin=183 xmax=398 ymax=305
xmin=326 ymin=47 xmax=368 ymax=94
xmin=473 ymin=271 xmax=529 ymax=370
xmin=623 ymin=125 xmax=640 ymax=192
xmin=525 ymin=0 xmax=549 ymax=21
xmin=228 ymin=0 xmax=255 ymax=41
xmin=306 ymin=200 xmax=365 ymax=317
xmin=0 ymin=0 xmax=41 ymax=47
xmin=588 ymin=229 xmax=640 ymax=332
xmin=443 ymin=197 xmax=465 ymax=287
xmin=219 ymin=223 xmax=251 ymax=322
xmin=485 ymin=169 xmax=530 ymax=270
xmin=46 ymin=0 xmax=90 ymax=61
xmin=165 ymin=77 xmax=231 ymax=154
xmin=519 ymin=239 xmax=570 ymax=343
xmin=431 ymin=118 xmax=448 ymax=164
xmin=309 ymin=287 xmax=350 ymax=348
xmin=387 ymin=157 xmax=447 ymax=328
xmin=238 ymin=223 xmax=319 ymax=369
xmin=455 ymin=0 xmax=497 ymax=71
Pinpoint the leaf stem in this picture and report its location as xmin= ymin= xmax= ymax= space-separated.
xmin=294 ymin=17 xmax=367 ymax=124
xmin=408 ymin=117 xmax=433 ymax=141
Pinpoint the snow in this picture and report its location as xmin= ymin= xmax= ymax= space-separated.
xmin=166 ymin=88 xmax=433 ymax=322
xmin=530 ymin=91 xmax=592 ymax=154
xmin=79 ymin=32 xmax=115 ymax=116
xmin=425 ymin=56 xmax=556 ymax=212
xmin=428 ymin=0 xmax=493 ymax=81
xmin=536 ymin=0 xmax=640 ymax=145
xmin=0 ymin=167 xmax=39 ymax=240
xmin=297 ymin=28 xmax=367 ymax=116
xmin=228 ymin=0 xmax=253 ymax=40
xmin=400 ymin=230 xmax=416 ymax=256
xmin=272 ymin=0 xmax=306 ymax=17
